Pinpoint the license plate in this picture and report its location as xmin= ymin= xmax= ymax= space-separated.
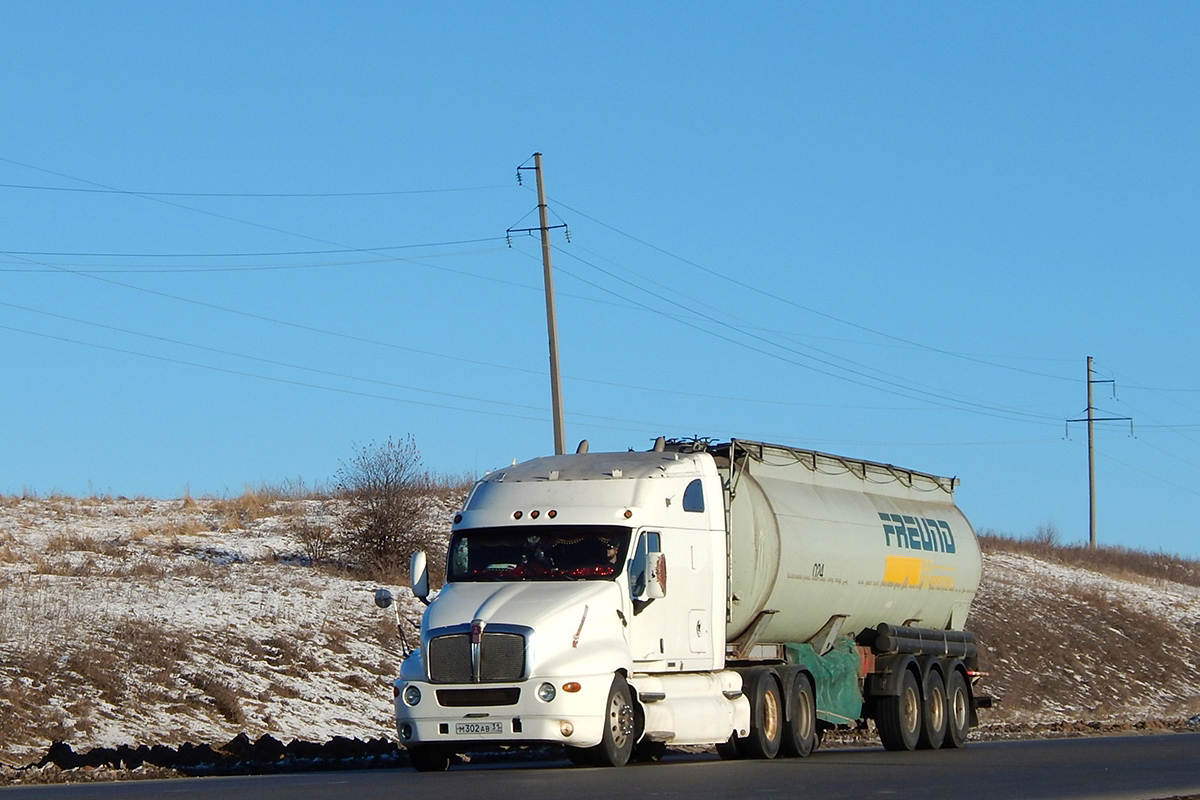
xmin=454 ymin=721 xmax=504 ymax=735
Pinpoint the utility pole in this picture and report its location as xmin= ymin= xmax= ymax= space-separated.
xmin=1067 ymin=356 xmax=1132 ymax=549
xmin=508 ymin=153 xmax=569 ymax=455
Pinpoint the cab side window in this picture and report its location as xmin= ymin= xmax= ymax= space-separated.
xmin=683 ymin=479 xmax=704 ymax=512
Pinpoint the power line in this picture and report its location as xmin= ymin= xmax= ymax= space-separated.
xmin=4 ymin=251 xmax=550 ymax=377
xmin=549 ymin=194 xmax=1077 ymax=384
xmin=1 ymin=156 xmax=465 ymax=258
xmin=0 ymin=237 xmax=505 ymax=259
xmin=0 ymin=320 xmax=547 ymax=423
xmin=0 ymin=246 xmax=509 ymax=274
xmin=0 ymin=299 xmax=549 ymax=414
xmin=0 ymin=181 xmax=510 ymax=198
xmin=7 ymin=245 xmax=937 ymax=418
xmin=547 ymin=245 xmax=1061 ymax=426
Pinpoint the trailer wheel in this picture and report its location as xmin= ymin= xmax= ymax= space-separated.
xmin=741 ymin=669 xmax=783 ymax=759
xmin=942 ymin=669 xmax=971 ymax=749
xmin=781 ymin=673 xmax=816 ymax=758
xmin=877 ymin=669 xmax=921 ymax=751
xmin=917 ymin=670 xmax=947 ymax=750
xmin=587 ymin=675 xmax=635 ymax=767
xmin=408 ymin=745 xmax=452 ymax=772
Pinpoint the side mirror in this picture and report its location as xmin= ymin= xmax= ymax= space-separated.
xmin=632 ymin=535 xmax=667 ymax=602
xmin=646 ymin=552 xmax=667 ymax=599
xmin=410 ymin=551 xmax=430 ymax=605
xmin=374 ymin=588 xmax=394 ymax=609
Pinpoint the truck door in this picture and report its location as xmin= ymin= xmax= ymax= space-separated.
xmin=628 ymin=528 xmax=714 ymax=670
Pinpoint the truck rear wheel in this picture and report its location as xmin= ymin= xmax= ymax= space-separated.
xmin=408 ymin=745 xmax=452 ymax=772
xmin=876 ymin=669 xmax=922 ymax=751
xmin=741 ymin=669 xmax=783 ymax=759
xmin=587 ymin=675 xmax=635 ymax=767
xmin=781 ymin=673 xmax=816 ymax=758
xmin=943 ymin=669 xmax=971 ymax=748
xmin=917 ymin=670 xmax=947 ymax=750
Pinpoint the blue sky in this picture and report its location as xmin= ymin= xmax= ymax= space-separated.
xmin=3 ymin=3 xmax=1199 ymax=557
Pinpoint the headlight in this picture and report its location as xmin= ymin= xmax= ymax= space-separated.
xmin=403 ymin=685 xmax=422 ymax=706
xmin=537 ymin=682 xmax=557 ymax=703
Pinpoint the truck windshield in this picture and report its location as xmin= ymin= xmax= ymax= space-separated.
xmin=448 ymin=525 xmax=631 ymax=582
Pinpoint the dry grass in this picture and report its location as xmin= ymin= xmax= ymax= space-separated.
xmin=187 ymin=674 xmax=245 ymax=726
xmin=968 ymin=543 xmax=1200 ymax=722
xmin=979 ymin=527 xmax=1200 ymax=587
xmin=132 ymin=518 xmax=211 ymax=539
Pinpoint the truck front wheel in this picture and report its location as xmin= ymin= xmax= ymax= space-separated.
xmin=876 ymin=669 xmax=922 ymax=751
xmin=587 ymin=675 xmax=636 ymax=767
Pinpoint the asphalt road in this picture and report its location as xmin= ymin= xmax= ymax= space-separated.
xmin=3 ymin=733 xmax=1199 ymax=800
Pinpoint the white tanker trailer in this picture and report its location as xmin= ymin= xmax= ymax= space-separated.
xmin=377 ymin=438 xmax=988 ymax=771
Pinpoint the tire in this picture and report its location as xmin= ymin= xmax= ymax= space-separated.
xmin=943 ymin=669 xmax=971 ymax=749
xmin=876 ymin=669 xmax=922 ymax=751
xmin=741 ymin=669 xmax=783 ymax=759
xmin=408 ymin=745 xmax=452 ymax=772
xmin=587 ymin=675 xmax=636 ymax=767
xmin=780 ymin=673 xmax=817 ymax=758
xmin=715 ymin=735 xmax=741 ymax=760
xmin=917 ymin=670 xmax=947 ymax=750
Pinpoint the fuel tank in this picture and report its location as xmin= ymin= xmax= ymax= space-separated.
xmin=717 ymin=440 xmax=981 ymax=643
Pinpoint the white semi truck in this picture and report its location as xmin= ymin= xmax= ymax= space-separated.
xmin=378 ymin=438 xmax=987 ymax=771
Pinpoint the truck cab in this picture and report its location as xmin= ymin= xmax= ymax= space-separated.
xmin=392 ymin=446 xmax=746 ymax=770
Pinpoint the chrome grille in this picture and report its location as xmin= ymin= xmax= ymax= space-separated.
xmin=427 ymin=630 xmax=526 ymax=683
xmin=428 ymin=634 xmax=472 ymax=682
xmin=479 ymin=633 xmax=525 ymax=681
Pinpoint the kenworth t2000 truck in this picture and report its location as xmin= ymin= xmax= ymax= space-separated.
xmin=381 ymin=438 xmax=986 ymax=771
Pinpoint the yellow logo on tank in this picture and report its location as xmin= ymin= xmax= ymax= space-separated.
xmin=882 ymin=556 xmax=955 ymax=590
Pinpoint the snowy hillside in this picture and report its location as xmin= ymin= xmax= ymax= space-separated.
xmin=1 ymin=493 xmax=1197 ymax=767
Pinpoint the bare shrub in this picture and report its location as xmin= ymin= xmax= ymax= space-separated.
xmin=296 ymin=519 xmax=336 ymax=565
xmin=334 ymin=436 xmax=440 ymax=581
xmin=1031 ymin=522 xmax=1060 ymax=547
xmin=188 ymin=674 xmax=245 ymax=725
xmin=117 ymin=619 xmax=189 ymax=677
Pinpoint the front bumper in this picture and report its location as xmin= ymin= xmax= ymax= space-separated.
xmin=394 ymin=673 xmax=614 ymax=749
